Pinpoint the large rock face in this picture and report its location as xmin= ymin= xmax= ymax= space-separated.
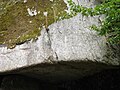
xmin=0 ymin=0 xmax=120 ymax=82
xmin=0 ymin=13 xmax=119 ymax=72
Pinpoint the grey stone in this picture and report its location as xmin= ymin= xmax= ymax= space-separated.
xmin=0 ymin=13 xmax=119 ymax=72
xmin=0 ymin=0 xmax=119 ymax=78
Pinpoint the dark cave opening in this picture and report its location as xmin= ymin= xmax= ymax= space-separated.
xmin=0 ymin=68 xmax=120 ymax=90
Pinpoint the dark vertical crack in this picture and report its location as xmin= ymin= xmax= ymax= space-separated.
xmin=45 ymin=28 xmax=59 ymax=61
xmin=55 ymin=52 xmax=58 ymax=60
xmin=46 ymin=28 xmax=52 ymax=48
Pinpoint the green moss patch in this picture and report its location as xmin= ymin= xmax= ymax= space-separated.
xmin=0 ymin=0 xmax=67 ymax=48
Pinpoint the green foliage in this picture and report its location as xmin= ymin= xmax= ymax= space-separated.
xmin=0 ymin=0 xmax=67 ymax=48
xmin=67 ymin=0 xmax=120 ymax=44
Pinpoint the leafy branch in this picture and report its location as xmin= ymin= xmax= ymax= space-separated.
xmin=67 ymin=0 xmax=120 ymax=44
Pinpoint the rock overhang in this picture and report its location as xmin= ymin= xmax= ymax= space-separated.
xmin=0 ymin=0 xmax=120 ymax=78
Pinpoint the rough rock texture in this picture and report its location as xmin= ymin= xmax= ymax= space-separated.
xmin=0 ymin=0 xmax=120 ymax=78
xmin=0 ymin=13 xmax=119 ymax=72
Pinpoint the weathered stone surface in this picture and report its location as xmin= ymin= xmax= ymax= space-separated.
xmin=0 ymin=0 xmax=120 ymax=76
xmin=0 ymin=13 xmax=119 ymax=72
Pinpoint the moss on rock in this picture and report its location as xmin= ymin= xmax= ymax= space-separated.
xmin=0 ymin=0 xmax=67 ymax=48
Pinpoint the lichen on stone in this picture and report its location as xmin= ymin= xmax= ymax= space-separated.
xmin=0 ymin=0 xmax=67 ymax=48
